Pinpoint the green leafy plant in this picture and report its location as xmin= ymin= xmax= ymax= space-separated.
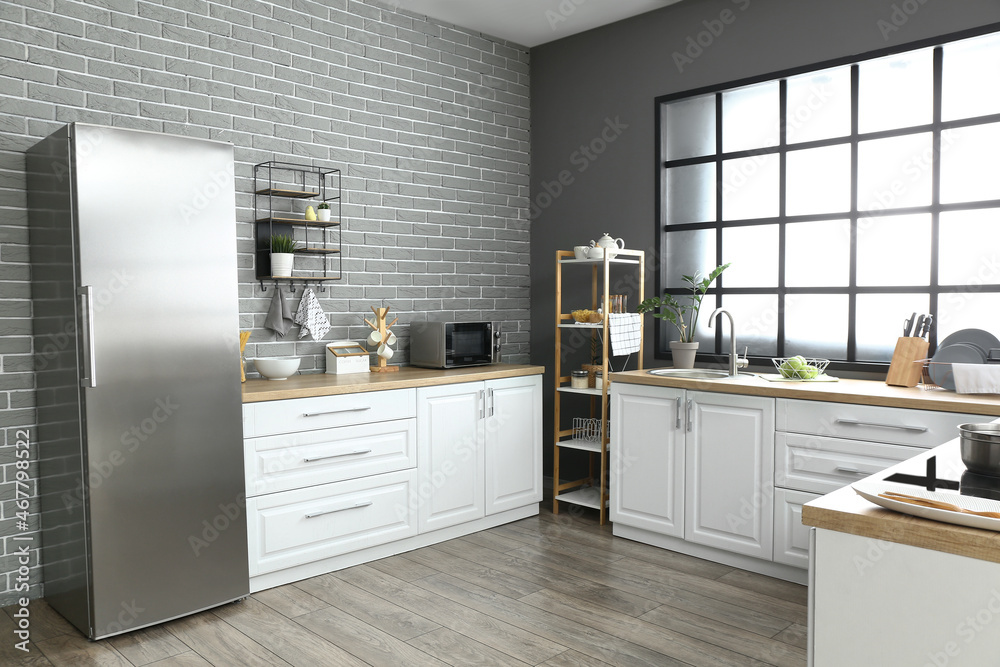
xmin=637 ymin=263 xmax=730 ymax=343
xmin=317 ymin=202 xmax=330 ymax=210
xmin=269 ymin=234 xmax=301 ymax=254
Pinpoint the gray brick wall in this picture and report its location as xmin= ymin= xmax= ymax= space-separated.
xmin=0 ymin=0 xmax=530 ymax=607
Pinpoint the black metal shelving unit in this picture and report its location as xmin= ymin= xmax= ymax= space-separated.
xmin=254 ymin=161 xmax=342 ymax=292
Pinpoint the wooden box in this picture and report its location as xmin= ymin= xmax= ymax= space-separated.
xmin=325 ymin=341 xmax=370 ymax=375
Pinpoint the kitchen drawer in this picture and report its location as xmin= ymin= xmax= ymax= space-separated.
xmin=775 ymin=399 xmax=989 ymax=448
xmin=247 ymin=388 xmax=415 ymax=437
xmin=245 ymin=418 xmax=416 ymax=497
xmin=775 ymin=432 xmax=917 ymax=495
xmin=773 ymin=487 xmax=818 ymax=569
xmin=247 ymin=468 xmax=417 ymax=576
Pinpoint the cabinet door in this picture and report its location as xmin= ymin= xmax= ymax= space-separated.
xmin=773 ymin=487 xmax=818 ymax=568
xmin=686 ymin=391 xmax=775 ymax=559
xmin=485 ymin=375 xmax=542 ymax=515
xmin=416 ymin=382 xmax=485 ymax=532
xmin=610 ymin=383 xmax=685 ymax=538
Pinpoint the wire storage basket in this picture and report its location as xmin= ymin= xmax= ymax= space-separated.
xmin=572 ymin=417 xmax=605 ymax=442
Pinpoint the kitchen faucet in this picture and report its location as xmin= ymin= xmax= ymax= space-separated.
xmin=708 ymin=308 xmax=749 ymax=377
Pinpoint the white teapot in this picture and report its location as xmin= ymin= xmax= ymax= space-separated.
xmin=590 ymin=233 xmax=625 ymax=259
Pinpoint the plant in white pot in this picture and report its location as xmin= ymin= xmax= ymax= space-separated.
xmin=316 ymin=201 xmax=331 ymax=222
xmin=269 ymin=234 xmax=300 ymax=277
xmin=637 ymin=263 xmax=730 ymax=369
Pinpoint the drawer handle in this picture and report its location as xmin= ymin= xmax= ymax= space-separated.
xmin=835 ymin=419 xmax=928 ymax=433
xmin=302 ymin=449 xmax=373 ymax=463
xmin=686 ymin=399 xmax=693 ymax=433
xmin=305 ymin=500 xmax=373 ymax=518
xmin=675 ymin=397 xmax=681 ymax=430
xmin=302 ymin=406 xmax=372 ymax=417
xmin=835 ymin=465 xmax=864 ymax=475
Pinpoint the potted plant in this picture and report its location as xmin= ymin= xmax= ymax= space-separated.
xmin=317 ymin=201 xmax=331 ymax=222
xmin=637 ymin=263 xmax=730 ymax=369
xmin=269 ymin=234 xmax=300 ymax=277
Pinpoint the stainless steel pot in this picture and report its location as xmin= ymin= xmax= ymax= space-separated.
xmin=958 ymin=423 xmax=1000 ymax=477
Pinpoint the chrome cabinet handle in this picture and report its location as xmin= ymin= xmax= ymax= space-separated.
xmin=675 ymin=397 xmax=681 ymax=430
xmin=302 ymin=449 xmax=372 ymax=462
xmin=302 ymin=406 xmax=372 ymax=417
xmin=835 ymin=418 xmax=927 ymax=433
xmin=305 ymin=500 xmax=372 ymax=518
xmin=78 ymin=286 xmax=96 ymax=388
xmin=835 ymin=465 xmax=863 ymax=475
xmin=686 ymin=399 xmax=693 ymax=433
xmin=487 ymin=387 xmax=494 ymax=417
xmin=479 ymin=389 xmax=485 ymax=419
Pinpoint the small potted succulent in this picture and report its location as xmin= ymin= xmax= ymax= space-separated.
xmin=316 ymin=201 xmax=331 ymax=222
xmin=269 ymin=234 xmax=300 ymax=277
xmin=637 ymin=263 xmax=730 ymax=368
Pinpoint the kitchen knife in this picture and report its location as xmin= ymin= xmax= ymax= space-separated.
xmin=919 ymin=314 xmax=932 ymax=339
xmin=903 ymin=312 xmax=916 ymax=337
xmin=912 ymin=314 xmax=925 ymax=338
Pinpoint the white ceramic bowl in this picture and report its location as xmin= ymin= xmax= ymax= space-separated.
xmin=253 ymin=356 xmax=301 ymax=380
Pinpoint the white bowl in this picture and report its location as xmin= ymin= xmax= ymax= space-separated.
xmin=252 ymin=356 xmax=301 ymax=380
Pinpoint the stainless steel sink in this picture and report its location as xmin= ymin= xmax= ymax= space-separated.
xmin=647 ymin=368 xmax=732 ymax=379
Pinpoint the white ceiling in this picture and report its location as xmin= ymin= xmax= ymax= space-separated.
xmin=397 ymin=0 xmax=684 ymax=48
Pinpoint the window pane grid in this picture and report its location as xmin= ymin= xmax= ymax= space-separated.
xmin=657 ymin=27 xmax=1000 ymax=367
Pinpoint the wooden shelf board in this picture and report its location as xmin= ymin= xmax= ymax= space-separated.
xmin=264 ymin=276 xmax=342 ymax=281
xmin=556 ymin=438 xmax=605 ymax=453
xmin=558 ymin=322 xmax=604 ymax=329
xmin=558 ymin=257 xmax=640 ymax=265
xmin=255 ymin=188 xmax=319 ymax=198
xmin=256 ymin=217 xmax=341 ymax=227
xmin=296 ymin=248 xmax=341 ymax=255
xmin=555 ymin=487 xmax=607 ymax=510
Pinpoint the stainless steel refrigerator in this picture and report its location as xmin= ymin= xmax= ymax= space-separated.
xmin=28 ymin=123 xmax=249 ymax=640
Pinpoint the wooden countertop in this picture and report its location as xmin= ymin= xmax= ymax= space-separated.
xmin=610 ymin=369 xmax=1000 ymax=415
xmin=242 ymin=364 xmax=545 ymax=403
xmin=802 ymin=440 xmax=1000 ymax=564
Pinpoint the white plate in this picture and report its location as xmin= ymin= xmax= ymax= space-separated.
xmin=853 ymin=480 xmax=1000 ymax=532
xmin=939 ymin=328 xmax=1000 ymax=357
xmin=929 ymin=343 xmax=986 ymax=390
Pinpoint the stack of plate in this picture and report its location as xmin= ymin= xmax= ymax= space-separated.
xmin=929 ymin=328 xmax=1000 ymax=390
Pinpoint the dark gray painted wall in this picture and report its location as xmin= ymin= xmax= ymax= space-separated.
xmin=529 ymin=0 xmax=1000 ymax=476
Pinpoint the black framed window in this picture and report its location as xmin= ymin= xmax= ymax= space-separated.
xmin=656 ymin=25 xmax=1000 ymax=370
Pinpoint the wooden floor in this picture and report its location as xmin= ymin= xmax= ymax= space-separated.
xmin=1 ymin=507 xmax=807 ymax=667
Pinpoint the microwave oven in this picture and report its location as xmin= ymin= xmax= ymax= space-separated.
xmin=409 ymin=321 xmax=501 ymax=368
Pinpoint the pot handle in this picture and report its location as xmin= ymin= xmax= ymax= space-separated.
xmin=615 ymin=237 xmax=625 ymax=249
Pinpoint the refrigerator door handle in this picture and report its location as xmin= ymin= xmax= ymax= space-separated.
xmin=78 ymin=285 xmax=96 ymax=388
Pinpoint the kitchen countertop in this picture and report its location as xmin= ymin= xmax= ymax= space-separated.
xmin=801 ymin=439 xmax=1000 ymax=565
xmin=610 ymin=368 xmax=1000 ymax=415
xmin=242 ymin=363 xmax=545 ymax=403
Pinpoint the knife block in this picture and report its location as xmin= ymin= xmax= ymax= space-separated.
xmin=885 ymin=337 xmax=930 ymax=387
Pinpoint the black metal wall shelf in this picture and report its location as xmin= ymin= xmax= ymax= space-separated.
xmin=254 ymin=161 xmax=343 ymax=290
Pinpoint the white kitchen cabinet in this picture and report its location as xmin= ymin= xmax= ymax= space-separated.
xmin=772 ymin=487 xmax=817 ymax=568
xmin=610 ymin=383 xmax=685 ymax=537
xmin=686 ymin=391 xmax=775 ymax=560
xmin=243 ymin=371 xmax=543 ymax=592
xmin=485 ymin=375 xmax=543 ymax=515
xmin=611 ymin=384 xmax=776 ymax=562
xmin=416 ymin=382 xmax=486 ymax=532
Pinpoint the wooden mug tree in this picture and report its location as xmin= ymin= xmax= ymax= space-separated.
xmin=365 ymin=306 xmax=398 ymax=373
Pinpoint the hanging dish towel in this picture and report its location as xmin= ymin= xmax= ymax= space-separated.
xmin=952 ymin=363 xmax=1000 ymax=394
xmin=608 ymin=313 xmax=641 ymax=356
xmin=263 ymin=288 xmax=294 ymax=337
xmin=294 ymin=288 xmax=331 ymax=341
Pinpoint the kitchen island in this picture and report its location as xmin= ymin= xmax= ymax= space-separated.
xmin=803 ymin=437 xmax=1000 ymax=667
